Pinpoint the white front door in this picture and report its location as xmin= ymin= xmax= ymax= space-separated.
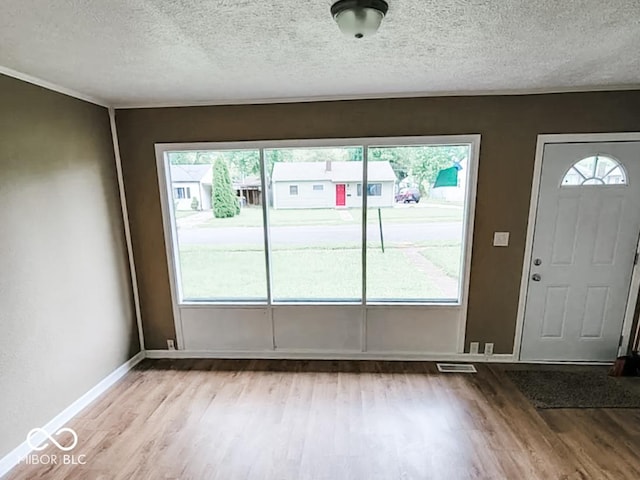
xmin=521 ymin=142 xmax=640 ymax=361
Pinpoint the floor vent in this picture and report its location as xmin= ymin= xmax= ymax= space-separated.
xmin=437 ymin=363 xmax=477 ymax=373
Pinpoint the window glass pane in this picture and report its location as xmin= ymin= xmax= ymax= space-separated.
xmin=167 ymin=150 xmax=267 ymax=301
xmin=573 ymin=156 xmax=596 ymax=178
xmin=603 ymin=166 xmax=625 ymax=184
xmin=561 ymin=167 xmax=583 ymax=185
xmin=266 ymin=146 xmax=363 ymax=301
xmin=562 ymin=155 xmax=627 ymax=186
xmin=366 ymin=145 xmax=469 ymax=302
xmin=367 ymin=183 xmax=382 ymax=196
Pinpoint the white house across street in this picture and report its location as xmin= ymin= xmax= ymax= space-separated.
xmin=271 ymin=161 xmax=396 ymax=209
xmin=170 ymin=164 xmax=213 ymax=210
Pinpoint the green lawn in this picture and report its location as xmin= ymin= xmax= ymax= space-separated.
xmin=176 ymin=210 xmax=199 ymax=219
xmin=419 ymin=244 xmax=463 ymax=278
xmin=197 ymin=204 xmax=462 ymax=228
xmin=178 ymin=242 xmax=461 ymax=301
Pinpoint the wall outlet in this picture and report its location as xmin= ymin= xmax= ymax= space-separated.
xmin=469 ymin=342 xmax=480 ymax=354
xmin=484 ymin=343 xmax=494 ymax=355
xmin=167 ymin=339 xmax=175 ymax=350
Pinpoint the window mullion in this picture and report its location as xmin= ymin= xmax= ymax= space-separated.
xmin=259 ymin=148 xmax=274 ymax=305
xmin=362 ymin=145 xmax=368 ymax=305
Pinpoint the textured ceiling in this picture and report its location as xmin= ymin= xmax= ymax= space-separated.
xmin=1 ymin=0 xmax=639 ymax=106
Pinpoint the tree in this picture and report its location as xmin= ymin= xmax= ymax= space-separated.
xmin=212 ymin=159 xmax=239 ymax=218
xmin=369 ymin=145 xmax=467 ymax=196
xmin=370 ymin=147 xmax=410 ymax=182
xmin=168 ymin=151 xmax=211 ymax=165
xmin=412 ymin=146 xmax=467 ymax=194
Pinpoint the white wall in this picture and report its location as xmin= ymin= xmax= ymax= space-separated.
xmin=345 ymin=181 xmax=395 ymax=208
xmin=345 ymin=182 xmax=360 ymax=207
xmin=274 ymin=180 xmax=394 ymax=209
xmin=273 ymin=180 xmax=333 ymax=209
xmin=366 ymin=181 xmax=395 ymax=208
xmin=178 ymin=305 xmax=462 ymax=355
xmin=200 ymin=183 xmax=212 ymax=210
xmin=173 ymin=181 xmax=201 ymax=210
xmin=430 ymin=158 xmax=467 ymax=202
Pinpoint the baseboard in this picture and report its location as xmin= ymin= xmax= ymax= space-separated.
xmin=0 ymin=351 xmax=145 ymax=479
xmin=145 ymin=349 xmax=612 ymax=365
xmin=145 ymin=349 xmax=516 ymax=362
xmin=516 ymin=360 xmax=613 ymax=366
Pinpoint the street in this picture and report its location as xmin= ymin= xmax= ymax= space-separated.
xmin=177 ymin=222 xmax=463 ymax=245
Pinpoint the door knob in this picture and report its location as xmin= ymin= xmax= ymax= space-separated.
xmin=531 ymin=273 xmax=541 ymax=281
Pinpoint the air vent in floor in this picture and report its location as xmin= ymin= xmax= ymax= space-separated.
xmin=436 ymin=363 xmax=477 ymax=373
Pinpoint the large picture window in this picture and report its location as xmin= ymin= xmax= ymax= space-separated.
xmin=159 ymin=138 xmax=475 ymax=305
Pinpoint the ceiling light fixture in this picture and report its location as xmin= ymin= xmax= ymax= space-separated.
xmin=331 ymin=0 xmax=389 ymax=39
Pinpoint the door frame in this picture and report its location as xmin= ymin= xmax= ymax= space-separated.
xmin=514 ymin=132 xmax=640 ymax=362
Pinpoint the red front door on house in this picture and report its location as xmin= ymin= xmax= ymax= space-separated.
xmin=335 ymin=184 xmax=346 ymax=206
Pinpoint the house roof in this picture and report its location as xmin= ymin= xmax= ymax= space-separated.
xmin=271 ymin=161 xmax=396 ymax=183
xmin=233 ymin=175 xmax=262 ymax=189
xmin=170 ymin=164 xmax=212 ymax=183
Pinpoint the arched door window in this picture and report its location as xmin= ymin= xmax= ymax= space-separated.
xmin=561 ymin=155 xmax=627 ymax=186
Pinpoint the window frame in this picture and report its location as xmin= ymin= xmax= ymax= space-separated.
xmin=289 ymin=185 xmax=299 ymax=195
xmin=155 ymin=135 xmax=480 ymax=310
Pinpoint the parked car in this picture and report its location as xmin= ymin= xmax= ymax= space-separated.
xmin=395 ymin=187 xmax=421 ymax=203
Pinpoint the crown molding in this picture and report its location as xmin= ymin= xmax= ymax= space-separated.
xmin=112 ymin=84 xmax=640 ymax=109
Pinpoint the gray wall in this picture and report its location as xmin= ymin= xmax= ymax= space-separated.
xmin=0 ymin=75 xmax=139 ymax=459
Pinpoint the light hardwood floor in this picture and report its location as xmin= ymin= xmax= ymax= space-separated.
xmin=6 ymin=360 xmax=640 ymax=479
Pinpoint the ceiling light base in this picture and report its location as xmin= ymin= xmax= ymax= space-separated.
xmin=331 ymin=0 xmax=389 ymax=39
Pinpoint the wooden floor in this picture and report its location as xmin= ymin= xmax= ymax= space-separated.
xmin=7 ymin=360 xmax=640 ymax=480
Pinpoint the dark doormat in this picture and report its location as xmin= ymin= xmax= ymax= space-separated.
xmin=505 ymin=370 xmax=640 ymax=408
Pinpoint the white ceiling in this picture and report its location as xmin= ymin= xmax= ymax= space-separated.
xmin=1 ymin=0 xmax=639 ymax=107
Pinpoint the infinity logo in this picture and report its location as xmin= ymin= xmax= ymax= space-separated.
xmin=26 ymin=427 xmax=78 ymax=452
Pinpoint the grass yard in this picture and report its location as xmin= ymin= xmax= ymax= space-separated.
xmin=418 ymin=244 xmax=463 ymax=278
xmin=178 ymin=242 xmax=461 ymax=301
xmin=365 ymin=247 xmax=444 ymax=299
xmin=178 ymin=247 xmax=268 ymax=300
xmin=175 ymin=210 xmax=199 ymax=219
xmin=197 ymin=204 xmax=462 ymax=228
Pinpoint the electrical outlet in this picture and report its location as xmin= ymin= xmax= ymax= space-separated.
xmin=167 ymin=339 xmax=175 ymax=350
xmin=484 ymin=343 xmax=494 ymax=355
xmin=469 ymin=342 xmax=480 ymax=354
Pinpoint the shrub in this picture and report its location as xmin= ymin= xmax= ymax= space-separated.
xmin=212 ymin=159 xmax=238 ymax=218
xmin=190 ymin=197 xmax=199 ymax=211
